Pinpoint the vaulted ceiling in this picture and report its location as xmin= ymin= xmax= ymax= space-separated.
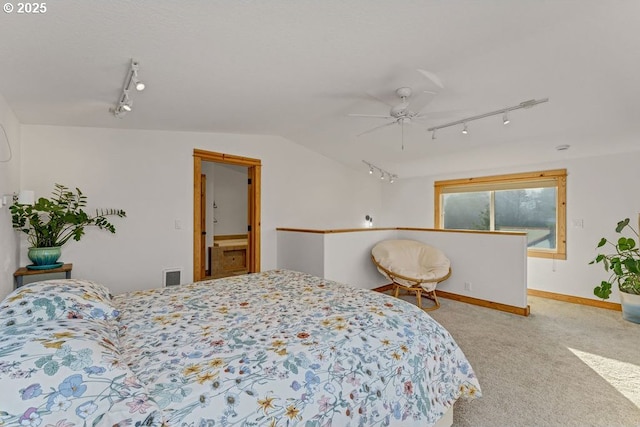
xmin=1 ymin=1 xmax=639 ymax=177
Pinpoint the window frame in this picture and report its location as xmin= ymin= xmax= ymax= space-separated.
xmin=434 ymin=169 xmax=567 ymax=260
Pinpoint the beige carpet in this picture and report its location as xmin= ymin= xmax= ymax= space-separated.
xmin=394 ymin=293 xmax=640 ymax=427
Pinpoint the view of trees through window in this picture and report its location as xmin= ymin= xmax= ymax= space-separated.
xmin=443 ymin=187 xmax=557 ymax=249
xmin=435 ymin=169 xmax=566 ymax=259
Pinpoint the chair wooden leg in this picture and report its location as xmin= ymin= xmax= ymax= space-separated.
xmin=415 ymin=289 xmax=422 ymax=309
xmin=393 ymin=284 xmax=400 ymax=298
xmin=421 ymin=290 xmax=441 ymax=311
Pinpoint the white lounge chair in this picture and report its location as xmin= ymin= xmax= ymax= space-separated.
xmin=371 ymin=239 xmax=451 ymax=311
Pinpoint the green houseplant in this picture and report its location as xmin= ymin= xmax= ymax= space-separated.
xmin=590 ymin=217 xmax=640 ymax=323
xmin=10 ymin=183 xmax=126 ymax=269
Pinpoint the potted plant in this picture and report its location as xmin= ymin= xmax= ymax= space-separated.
xmin=590 ymin=217 xmax=640 ymax=323
xmin=10 ymin=183 xmax=126 ymax=269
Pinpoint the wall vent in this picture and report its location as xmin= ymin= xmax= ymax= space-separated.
xmin=163 ymin=268 xmax=182 ymax=287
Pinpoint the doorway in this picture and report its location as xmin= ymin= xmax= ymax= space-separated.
xmin=193 ymin=149 xmax=261 ymax=282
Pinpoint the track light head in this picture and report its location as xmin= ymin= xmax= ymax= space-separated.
xmin=502 ymin=111 xmax=510 ymax=125
xmin=369 ymin=167 xmax=373 ymax=175
xmin=462 ymin=123 xmax=468 ymax=135
xmin=120 ymin=91 xmax=133 ymax=111
xmin=131 ymin=61 xmax=145 ymax=91
xmin=132 ymin=76 xmax=145 ymax=91
xmin=431 ymin=130 xmax=436 ymax=140
xmin=113 ymin=105 xmax=128 ymax=118
xmin=380 ymin=172 xmax=385 ymax=180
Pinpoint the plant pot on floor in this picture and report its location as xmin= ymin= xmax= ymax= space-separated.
xmin=620 ymin=291 xmax=640 ymax=324
xmin=27 ymin=246 xmax=62 ymax=270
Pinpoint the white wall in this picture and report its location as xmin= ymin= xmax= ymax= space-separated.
xmin=323 ymin=229 xmax=397 ymax=288
xmin=277 ymin=231 xmax=326 ymax=278
xmin=0 ymin=93 xmax=21 ymax=296
xmin=381 ymin=151 xmax=640 ymax=304
xmin=213 ymin=163 xmax=248 ymax=236
xmin=18 ymin=125 xmax=383 ymax=296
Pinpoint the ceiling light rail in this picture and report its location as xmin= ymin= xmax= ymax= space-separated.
xmin=427 ymin=98 xmax=548 ymax=138
xmin=362 ymin=160 xmax=397 ymax=183
xmin=112 ymin=59 xmax=145 ymax=118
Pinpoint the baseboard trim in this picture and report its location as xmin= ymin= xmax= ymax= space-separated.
xmin=436 ymin=290 xmax=530 ymax=316
xmin=527 ymin=289 xmax=622 ymax=311
xmin=373 ymin=284 xmax=395 ymax=293
xmin=372 ymin=284 xmax=530 ymax=317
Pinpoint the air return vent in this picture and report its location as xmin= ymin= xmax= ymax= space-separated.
xmin=163 ymin=268 xmax=182 ymax=287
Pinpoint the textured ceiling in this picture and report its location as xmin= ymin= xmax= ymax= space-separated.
xmin=1 ymin=0 xmax=639 ymax=177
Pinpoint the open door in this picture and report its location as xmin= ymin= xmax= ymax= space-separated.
xmin=193 ymin=149 xmax=261 ymax=282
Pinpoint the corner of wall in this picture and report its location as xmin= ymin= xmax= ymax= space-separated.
xmin=0 ymin=92 xmax=21 ymax=298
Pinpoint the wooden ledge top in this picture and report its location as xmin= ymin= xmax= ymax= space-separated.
xmin=276 ymin=227 xmax=526 ymax=236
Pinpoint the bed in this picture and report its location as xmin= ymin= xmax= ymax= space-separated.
xmin=0 ymin=269 xmax=481 ymax=426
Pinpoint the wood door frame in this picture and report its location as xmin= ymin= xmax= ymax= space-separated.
xmin=193 ymin=149 xmax=261 ymax=281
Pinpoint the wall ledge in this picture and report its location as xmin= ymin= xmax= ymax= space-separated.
xmin=276 ymin=227 xmax=526 ymax=236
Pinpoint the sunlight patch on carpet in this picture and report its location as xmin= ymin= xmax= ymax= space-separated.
xmin=568 ymin=347 xmax=640 ymax=408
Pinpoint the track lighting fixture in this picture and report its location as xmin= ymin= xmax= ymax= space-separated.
xmin=431 ymin=129 xmax=436 ymax=140
xmin=427 ymin=98 xmax=549 ymax=137
xmin=112 ymin=59 xmax=145 ymax=118
xmin=362 ymin=160 xmax=398 ymax=184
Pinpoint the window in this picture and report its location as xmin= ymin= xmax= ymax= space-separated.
xmin=434 ymin=169 xmax=566 ymax=259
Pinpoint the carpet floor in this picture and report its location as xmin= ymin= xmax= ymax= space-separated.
xmin=394 ymin=293 xmax=640 ymax=426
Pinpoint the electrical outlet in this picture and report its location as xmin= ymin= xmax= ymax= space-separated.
xmin=464 ymin=282 xmax=472 ymax=291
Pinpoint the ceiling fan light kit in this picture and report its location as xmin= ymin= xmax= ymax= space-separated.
xmin=349 ymin=69 xmax=446 ymax=149
xmin=112 ymin=59 xmax=145 ymax=118
xmin=428 ymin=98 xmax=548 ymax=139
xmin=362 ymin=160 xmax=397 ymax=184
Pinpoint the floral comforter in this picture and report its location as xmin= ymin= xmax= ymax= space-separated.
xmin=114 ymin=269 xmax=481 ymax=426
xmin=0 ymin=270 xmax=480 ymax=427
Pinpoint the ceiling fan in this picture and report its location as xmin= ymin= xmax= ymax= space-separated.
xmin=348 ymin=69 xmax=444 ymax=149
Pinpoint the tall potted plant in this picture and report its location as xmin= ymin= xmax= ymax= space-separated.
xmin=590 ymin=217 xmax=640 ymax=323
xmin=10 ymin=183 xmax=126 ymax=269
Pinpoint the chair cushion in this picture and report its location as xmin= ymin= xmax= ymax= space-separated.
xmin=371 ymin=239 xmax=450 ymax=290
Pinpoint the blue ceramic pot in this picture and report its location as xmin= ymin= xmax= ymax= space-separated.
xmin=27 ymin=246 xmax=62 ymax=268
xmin=620 ymin=291 xmax=640 ymax=324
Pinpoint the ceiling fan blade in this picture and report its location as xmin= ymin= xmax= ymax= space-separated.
xmin=348 ymin=114 xmax=393 ymax=119
xmin=356 ymin=121 xmax=397 ymax=137
xmin=417 ymin=69 xmax=444 ymax=88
